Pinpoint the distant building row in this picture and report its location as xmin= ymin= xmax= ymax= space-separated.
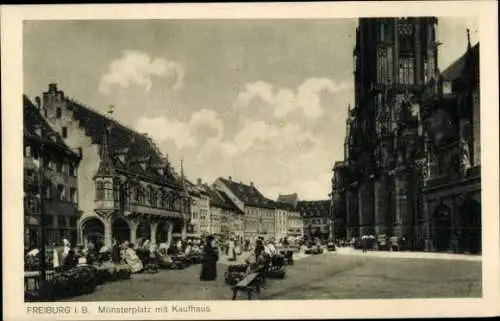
xmin=23 ymin=84 xmax=333 ymax=248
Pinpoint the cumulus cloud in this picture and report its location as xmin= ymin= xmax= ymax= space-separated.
xmin=135 ymin=108 xmax=223 ymax=150
xmin=219 ymin=120 xmax=319 ymax=156
xmin=99 ymin=50 xmax=185 ymax=94
xmin=235 ymin=78 xmax=352 ymax=119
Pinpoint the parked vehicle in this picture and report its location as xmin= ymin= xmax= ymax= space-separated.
xmin=304 ymin=242 xmax=323 ymax=255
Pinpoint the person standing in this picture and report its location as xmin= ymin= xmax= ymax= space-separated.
xmin=200 ymin=235 xmax=219 ymax=281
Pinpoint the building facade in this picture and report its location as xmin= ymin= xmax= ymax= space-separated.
xmin=24 ymin=95 xmax=82 ymax=247
xmin=214 ymin=177 xmax=275 ymax=240
xmin=39 ymin=84 xmax=190 ymax=248
xmin=276 ymin=193 xmax=304 ymax=239
xmin=334 ymin=18 xmax=481 ymax=253
xmin=203 ymin=183 xmax=244 ymax=238
xmin=185 ymin=178 xmax=211 ymax=238
xmin=297 ymin=200 xmax=332 ymax=242
xmin=274 ymin=204 xmax=289 ymax=241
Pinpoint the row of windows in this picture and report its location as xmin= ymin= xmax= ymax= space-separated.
xmin=27 ymin=214 xmax=78 ymax=228
xmin=305 ymin=218 xmax=328 ymax=225
xmin=36 ymin=185 xmax=77 ymax=203
xmin=24 ymin=146 xmax=77 ymax=177
xmin=94 ymin=181 xmax=183 ymax=210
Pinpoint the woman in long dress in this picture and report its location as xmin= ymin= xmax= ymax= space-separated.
xmin=200 ymin=235 xmax=219 ymax=281
xmin=123 ymin=242 xmax=143 ymax=273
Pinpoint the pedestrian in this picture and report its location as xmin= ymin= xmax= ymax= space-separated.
xmin=200 ymin=235 xmax=219 ymax=281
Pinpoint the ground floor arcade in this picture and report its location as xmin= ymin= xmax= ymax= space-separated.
xmin=78 ymin=212 xmax=191 ymax=248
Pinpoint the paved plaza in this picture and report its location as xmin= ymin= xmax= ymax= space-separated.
xmin=62 ymin=250 xmax=482 ymax=301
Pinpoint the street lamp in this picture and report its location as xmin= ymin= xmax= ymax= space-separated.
xmin=35 ymin=127 xmax=58 ymax=301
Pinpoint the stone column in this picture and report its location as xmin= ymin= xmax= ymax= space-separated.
xmin=450 ymin=197 xmax=457 ymax=253
xmin=414 ymin=20 xmax=422 ymax=84
xmin=103 ymin=217 xmax=113 ymax=248
xmin=423 ymin=194 xmax=432 ymax=252
xmin=358 ymin=180 xmax=375 ymax=236
xmin=181 ymin=220 xmax=187 ymax=240
xmin=166 ymin=222 xmax=174 ymax=246
xmin=374 ymin=176 xmax=388 ymax=236
xmin=393 ymin=172 xmax=408 ymax=238
xmin=129 ymin=218 xmax=138 ymax=244
xmin=345 ymin=191 xmax=352 ymax=239
xmin=472 ymin=91 xmax=481 ymax=165
xmin=150 ymin=220 xmax=158 ymax=245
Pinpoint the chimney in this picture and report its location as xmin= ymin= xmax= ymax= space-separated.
xmin=197 ymin=178 xmax=202 ymax=186
xmin=34 ymin=96 xmax=41 ymax=109
xmin=228 ymin=176 xmax=232 ymax=182
xmin=48 ymin=83 xmax=58 ymax=93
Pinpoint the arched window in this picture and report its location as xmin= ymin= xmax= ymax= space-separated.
xmin=96 ymin=181 xmax=104 ymax=200
xmin=56 ymin=108 xmax=62 ymax=119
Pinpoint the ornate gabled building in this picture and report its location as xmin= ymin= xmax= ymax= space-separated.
xmin=214 ymin=177 xmax=276 ymax=240
xmin=335 ymin=18 xmax=481 ymax=254
xmin=297 ymin=200 xmax=332 ymax=242
xmin=421 ymin=39 xmax=481 ymax=254
xmin=38 ymin=83 xmax=190 ymax=248
xmin=24 ymin=95 xmax=82 ymax=247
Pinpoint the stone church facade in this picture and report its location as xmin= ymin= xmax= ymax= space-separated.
xmin=331 ymin=17 xmax=481 ymax=254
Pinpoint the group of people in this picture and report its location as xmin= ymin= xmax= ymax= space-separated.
xmin=199 ymin=235 xmax=288 ymax=283
xmin=25 ymin=234 xmax=292 ymax=286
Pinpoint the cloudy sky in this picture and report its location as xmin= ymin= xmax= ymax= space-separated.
xmin=24 ymin=17 xmax=478 ymax=200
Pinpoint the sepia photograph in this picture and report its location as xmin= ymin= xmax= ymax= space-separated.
xmin=2 ymin=1 xmax=499 ymax=320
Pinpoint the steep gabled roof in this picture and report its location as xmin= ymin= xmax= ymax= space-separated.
xmin=44 ymin=84 xmax=183 ymax=188
xmin=441 ymin=43 xmax=479 ymax=82
xmin=275 ymin=201 xmax=296 ymax=211
xmin=23 ymin=95 xmax=80 ymax=159
xmin=203 ymin=185 xmax=242 ymax=213
xmin=276 ymin=193 xmax=298 ymax=208
xmin=218 ymin=177 xmax=275 ymax=209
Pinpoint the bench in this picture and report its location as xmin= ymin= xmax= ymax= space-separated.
xmin=231 ymin=272 xmax=261 ymax=300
